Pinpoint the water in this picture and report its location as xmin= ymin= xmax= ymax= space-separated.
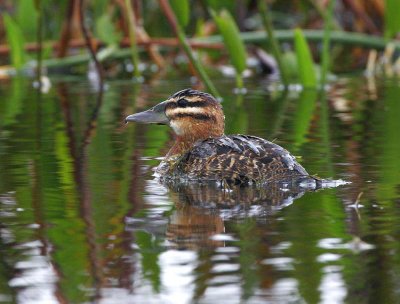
xmin=0 ymin=76 xmax=399 ymax=303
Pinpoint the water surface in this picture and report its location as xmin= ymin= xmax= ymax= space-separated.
xmin=0 ymin=76 xmax=399 ymax=303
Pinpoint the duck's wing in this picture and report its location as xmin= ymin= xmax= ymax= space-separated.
xmin=179 ymin=135 xmax=309 ymax=183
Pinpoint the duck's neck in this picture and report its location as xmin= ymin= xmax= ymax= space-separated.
xmin=166 ymin=135 xmax=203 ymax=158
xmin=166 ymin=109 xmax=225 ymax=158
xmin=166 ymin=132 xmax=222 ymax=159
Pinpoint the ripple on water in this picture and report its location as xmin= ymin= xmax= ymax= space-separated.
xmin=261 ymin=257 xmax=295 ymax=271
xmin=317 ymin=237 xmax=375 ymax=252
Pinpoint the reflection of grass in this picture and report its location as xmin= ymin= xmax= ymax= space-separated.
xmin=291 ymin=90 xmax=318 ymax=147
xmin=377 ymin=85 xmax=400 ymax=201
xmin=283 ymin=189 xmax=346 ymax=303
xmin=235 ymin=219 xmax=261 ymax=300
xmin=135 ymin=230 xmax=162 ymax=292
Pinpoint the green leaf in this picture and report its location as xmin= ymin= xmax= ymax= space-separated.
xmin=212 ymin=9 xmax=247 ymax=74
xmin=294 ymin=28 xmax=317 ymax=88
xmin=385 ymin=0 xmax=400 ymax=39
xmin=170 ymin=0 xmax=189 ymax=28
xmin=3 ymin=14 xmax=26 ymax=69
xmin=34 ymin=0 xmax=41 ymax=11
xmin=95 ymin=14 xmax=121 ymax=46
xmin=135 ymin=231 xmax=162 ymax=292
xmin=206 ymin=0 xmax=235 ymax=12
xmin=15 ymin=0 xmax=38 ymax=41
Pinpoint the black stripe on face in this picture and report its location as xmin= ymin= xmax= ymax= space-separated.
xmin=169 ymin=113 xmax=215 ymax=121
xmin=166 ymin=100 xmax=209 ymax=109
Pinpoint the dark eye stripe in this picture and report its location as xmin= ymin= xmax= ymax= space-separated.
xmin=166 ymin=100 xmax=209 ymax=109
xmin=169 ymin=113 xmax=216 ymax=121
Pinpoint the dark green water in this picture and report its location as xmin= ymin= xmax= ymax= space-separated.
xmin=0 ymin=76 xmax=399 ymax=303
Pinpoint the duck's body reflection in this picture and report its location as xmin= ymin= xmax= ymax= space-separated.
xmin=161 ymin=181 xmax=307 ymax=249
xmin=166 ymin=204 xmax=225 ymax=249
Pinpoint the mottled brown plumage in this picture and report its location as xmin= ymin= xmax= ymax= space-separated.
xmin=157 ymin=134 xmax=309 ymax=185
xmin=126 ymin=89 xmax=313 ymax=186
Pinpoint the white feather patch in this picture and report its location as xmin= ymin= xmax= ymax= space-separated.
xmin=166 ymin=107 xmax=206 ymax=116
xmin=170 ymin=121 xmax=184 ymax=135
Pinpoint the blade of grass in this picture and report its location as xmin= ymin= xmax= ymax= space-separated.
xmin=385 ymin=0 xmax=400 ymax=39
xmin=3 ymin=14 xmax=26 ymax=69
xmin=170 ymin=0 xmax=189 ymax=28
xmin=96 ymin=13 xmax=121 ymax=46
xmin=211 ymin=9 xmax=246 ymax=89
xmin=294 ymin=28 xmax=317 ymax=88
xmin=211 ymin=10 xmax=246 ymax=74
xmin=16 ymin=0 xmax=38 ymax=41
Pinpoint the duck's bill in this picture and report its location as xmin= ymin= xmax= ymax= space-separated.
xmin=125 ymin=101 xmax=169 ymax=124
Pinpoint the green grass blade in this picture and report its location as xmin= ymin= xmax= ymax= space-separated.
xmin=385 ymin=0 xmax=400 ymax=39
xmin=15 ymin=0 xmax=38 ymax=41
xmin=206 ymin=0 xmax=235 ymax=12
xmin=3 ymin=14 xmax=26 ymax=69
xmin=294 ymin=28 xmax=317 ymax=88
xmin=96 ymin=13 xmax=121 ymax=46
xmin=211 ymin=9 xmax=247 ymax=74
xmin=170 ymin=0 xmax=189 ymax=28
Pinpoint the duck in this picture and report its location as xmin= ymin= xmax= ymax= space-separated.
xmin=125 ymin=88 xmax=316 ymax=186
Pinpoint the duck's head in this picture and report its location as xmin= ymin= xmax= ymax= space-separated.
xmin=126 ymin=89 xmax=225 ymax=142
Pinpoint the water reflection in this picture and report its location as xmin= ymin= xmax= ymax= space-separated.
xmin=135 ymin=180 xmax=310 ymax=251
xmin=0 ymin=77 xmax=399 ymax=303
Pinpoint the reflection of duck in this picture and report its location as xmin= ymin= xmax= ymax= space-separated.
xmin=126 ymin=89 xmax=318 ymax=186
xmin=168 ymin=181 xmax=306 ymax=214
xmin=164 ymin=182 xmax=306 ymax=249
xmin=166 ymin=203 xmax=224 ymax=250
xmin=124 ymin=180 xmax=307 ymax=250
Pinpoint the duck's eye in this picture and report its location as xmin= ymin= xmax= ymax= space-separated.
xmin=177 ymin=98 xmax=189 ymax=107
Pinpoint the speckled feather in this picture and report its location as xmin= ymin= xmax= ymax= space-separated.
xmin=156 ymin=134 xmax=309 ymax=184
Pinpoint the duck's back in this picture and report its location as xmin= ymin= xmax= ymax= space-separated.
xmin=158 ymin=135 xmax=309 ymax=184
